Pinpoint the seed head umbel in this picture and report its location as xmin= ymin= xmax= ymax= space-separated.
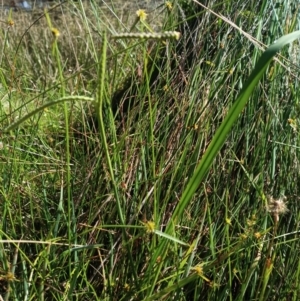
xmin=267 ymin=196 xmax=288 ymax=223
xmin=267 ymin=196 xmax=288 ymax=215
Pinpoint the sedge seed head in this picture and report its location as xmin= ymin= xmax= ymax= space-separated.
xmin=239 ymin=233 xmax=248 ymax=240
xmin=51 ymin=27 xmax=60 ymax=38
xmin=267 ymin=196 xmax=288 ymax=216
xmin=254 ymin=232 xmax=262 ymax=239
xmin=246 ymin=217 xmax=256 ymax=227
xmin=136 ymin=9 xmax=147 ymax=21
xmin=7 ymin=19 xmax=14 ymax=27
xmin=288 ymin=118 xmax=297 ymax=132
xmin=142 ymin=220 xmax=155 ymax=233
xmin=165 ymin=1 xmax=173 ymax=11
xmin=225 ymin=217 xmax=231 ymax=225
xmin=192 ymin=264 xmax=204 ymax=276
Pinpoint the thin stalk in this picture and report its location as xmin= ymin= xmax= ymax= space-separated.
xmin=96 ymin=31 xmax=139 ymax=286
xmin=45 ymin=10 xmax=76 ymax=287
xmin=144 ymin=46 xmax=158 ymax=226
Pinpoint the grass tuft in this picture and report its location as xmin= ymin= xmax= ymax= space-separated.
xmin=0 ymin=0 xmax=300 ymax=300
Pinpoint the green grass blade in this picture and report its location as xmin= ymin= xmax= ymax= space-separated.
xmin=3 ymin=96 xmax=94 ymax=132
xmin=153 ymin=230 xmax=189 ymax=246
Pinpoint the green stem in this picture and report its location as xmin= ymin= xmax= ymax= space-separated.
xmin=97 ymin=31 xmax=139 ymax=286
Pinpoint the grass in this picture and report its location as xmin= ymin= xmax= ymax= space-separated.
xmin=0 ymin=0 xmax=300 ymax=300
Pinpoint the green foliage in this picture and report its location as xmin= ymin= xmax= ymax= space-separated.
xmin=0 ymin=0 xmax=300 ymax=300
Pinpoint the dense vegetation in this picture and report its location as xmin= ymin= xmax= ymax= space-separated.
xmin=0 ymin=0 xmax=300 ymax=300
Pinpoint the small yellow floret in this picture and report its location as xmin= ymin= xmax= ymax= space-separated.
xmin=254 ymin=232 xmax=262 ymax=239
xmin=246 ymin=218 xmax=256 ymax=227
xmin=136 ymin=9 xmax=148 ymax=21
xmin=192 ymin=265 xmax=204 ymax=276
xmin=288 ymin=118 xmax=297 ymax=131
xmin=142 ymin=220 xmax=155 ymax=233
xmin=239 ymin=233 xmax=248 ymax=240
xmin=225 ymin=218 xmax=231 ymax=225
xmin=0 ymin=272 xmax=16 ymax=282
xmin=7 ymin=19 xmax=14 ymax=26
xmin=192 ymin=264 xmax=211 ymax=282
xmin=51 ymin=27 xmax=60 ymax=38
xmin=166 ymin=1 xmax=173 ymax=11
